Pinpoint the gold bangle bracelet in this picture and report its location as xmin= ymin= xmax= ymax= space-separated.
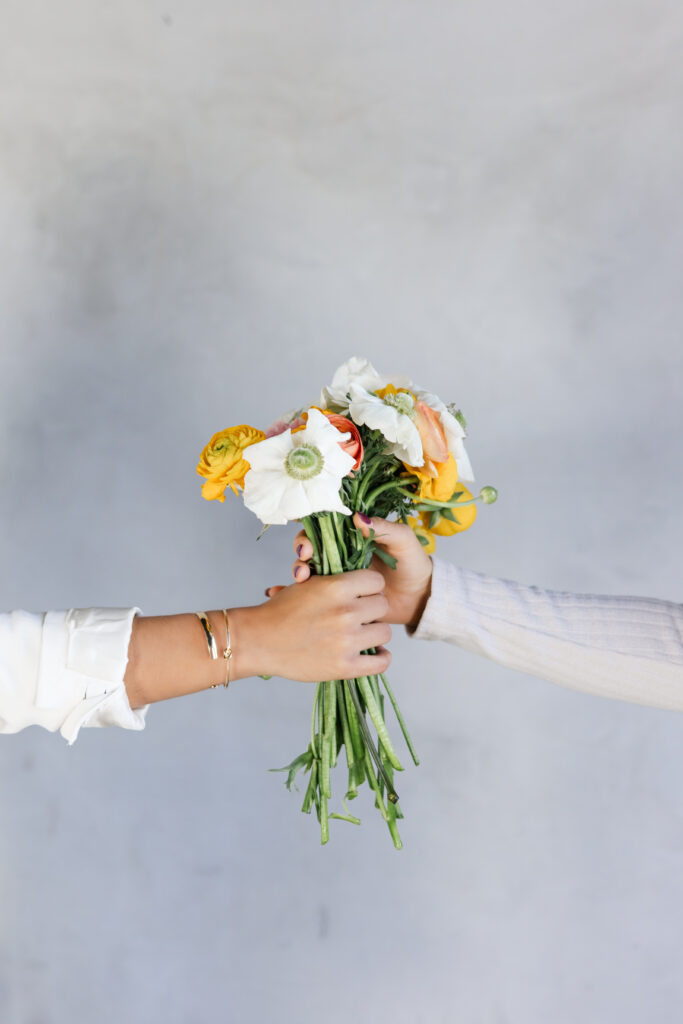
xmin=222 ymin=608 xmax=233 ymax=689
xmin=195 ymin=611 xmax=221 ymax=689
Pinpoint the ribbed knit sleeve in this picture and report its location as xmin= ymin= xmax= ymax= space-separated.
xmin=409 ymin=559 xmax=683 ymax=709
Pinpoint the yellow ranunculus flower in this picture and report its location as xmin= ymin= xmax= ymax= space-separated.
xmin=406 ymin=515 xmax=436 ymax=554
xmin=410 ymin=452 xmax=459 ymax=502
xmin=196 ymin=425 xmax=266 ymax=502
xmin=422 ymin=484 xmax=478 ymax=536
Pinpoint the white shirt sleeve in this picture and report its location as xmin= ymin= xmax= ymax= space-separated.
xmin=409 ymin=558 xmax=683 ymax=710
xmin=0 ymin=607 xmax=148 ymax=744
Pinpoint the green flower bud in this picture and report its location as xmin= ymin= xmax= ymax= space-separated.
xmin=479 ymin=485 xmax=498 ymax=505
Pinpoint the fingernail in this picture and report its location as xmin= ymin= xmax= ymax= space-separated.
xmin=357 ymin=513 xmax=371 ymax=524
xmin=294 ymin=566 xmax=302 ymax=578
xmin=264 ymin=588 xmax=272 ymax=596
xmin=296 ymin=544 xmax=303 ymax=557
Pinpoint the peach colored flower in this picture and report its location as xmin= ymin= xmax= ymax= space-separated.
xmin=413 ymin=401 xmax=448 ymax=477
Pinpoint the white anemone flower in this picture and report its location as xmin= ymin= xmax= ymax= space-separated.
xmin=348 ymin=382 xmax=424 ymax=466
xmin=414 ymin=388 xmax=475 ymax=483
xmin=242 ymin=408 xmax=355 ymax=525
xmin=320 ymin=356 xmax=413 ymax=412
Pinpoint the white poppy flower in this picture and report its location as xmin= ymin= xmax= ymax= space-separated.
xmin=320 ymin=356 xmax=413 ymax=412
xmin=348 ymin=383 xmax=424 ymax=466
xmin=414 ymin=388 xmax=475 ymax=482
xmin=242 ymin=408 xmax=355 ymax=525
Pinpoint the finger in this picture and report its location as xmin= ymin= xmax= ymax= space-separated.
xmin=352 ymin=512 xmax=416 ymax=556
xmin=265 ymin=585 xmax=286 ymax=598
xmin=292 ymin=561 xmax=311 ymax=582
xmin=335 ymin=568 xmax=386 ymax=597
xmin=350 ymin=646 xmax=392 ymax=676
xmin=359 ymin=621 xmax=392 ymax=649
xmin=355 ymin=593 xmax=390 ymax=624
xmin=292 ymin=532 xmax=314 ymax=562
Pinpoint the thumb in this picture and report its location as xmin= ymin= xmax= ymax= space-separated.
xmin=352 ymin=512 xmax=417 ymax=557
xmin=265 ymin=585 xmax=287 ymax=599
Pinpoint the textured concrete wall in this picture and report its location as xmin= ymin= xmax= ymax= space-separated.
xmin=1 ymin=3 xmax=682 ymax=1021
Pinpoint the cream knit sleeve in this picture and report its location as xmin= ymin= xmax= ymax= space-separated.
xmin=409 ymin=558 xmax=683 ymax=709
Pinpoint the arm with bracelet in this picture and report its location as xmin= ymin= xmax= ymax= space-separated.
xmin=0 ymin=569 xmax=393 ymax=745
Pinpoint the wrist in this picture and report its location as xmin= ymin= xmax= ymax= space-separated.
xmin=406 ymin=561 xmax=434 ymax=632
xmin=221 ymin=605 xmax=262 ymax=682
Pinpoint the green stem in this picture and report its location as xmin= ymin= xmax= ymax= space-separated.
xmin=363 ymin=479 xmax=406 ymax=509
xmin=355 ymin=459 xmax=386 ymax=508
xmin=331 ymin=511 xmax=349 ymax=563
xmin=380 ymin=672 xmax=420 ymax=767
xmin=357 ymin=676 xmax=403 ymax=771
xmin=301 ymin=760 xmax=318 ymax=814
xmin=310 ymin=682 xmax=321 ymax=758
xmin=322 ymin=679 xmax=336 ymax=799
xmin=301 ymin=515 xmax=323 ymax=574
xmin=320 ymin=792 xmax=329 ymax=844
xmin=336 ymin=680 xmax=358 ymax=797
xmin=318 ymin=514 xmax=344 ymax=574
xmin=347 ymin=679 xmax=399 ymax=801
xmin=398 ymin=488 xmax=481 ymax=511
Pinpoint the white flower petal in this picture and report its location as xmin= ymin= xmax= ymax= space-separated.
xmin=242 ymin=406 xmax=355 ymax=523
xmin=348 ymin=384 xmax=423 ymax=465
xmin=243 ymin=471 xmax=293 ymax=525
xmin=321 ymin=356 xmax=413 ymax=410
xmin=303 ymin=407 xmax=350 ymax=447
xmin=244 ymin=430 xmax=294 ymax=472
xmin=304 ymin=474 xmax=352 ymax=516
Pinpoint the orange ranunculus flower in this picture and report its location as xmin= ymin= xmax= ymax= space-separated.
xmin=413 ymin=401 xmax=448 ymax=477
xmin=422 ymin=484 xmax=478 ymax=536
xmin=301 ymin=408 xmax=364 ymax=472
xmin=196 ymin=424 xmax=266 ymax=502
xmin=324 ymin=413 xmax=364 ymax=472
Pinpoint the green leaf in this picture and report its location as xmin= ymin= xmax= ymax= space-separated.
xmin=429 ymin=511 xmax=441 ymax=530
xmin=372 ymin=545 xmax=398 ymax=570
xmin=269 ymin=749 xmax=314 ymax=792
xmin=440 ymin=508 xmax=459 ymax=523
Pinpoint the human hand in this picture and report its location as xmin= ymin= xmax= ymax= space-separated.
xmin=232 ymin=569 xmax=392 ymax=682
xmin=268 ymin=513 xmax=434 ymax=630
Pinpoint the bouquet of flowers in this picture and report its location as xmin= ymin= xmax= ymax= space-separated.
xmin=197 ymin=357 xmax=496 ymax=848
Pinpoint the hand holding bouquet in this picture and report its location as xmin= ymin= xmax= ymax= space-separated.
xmin=198 ymin=357 xmax=496 ymax=847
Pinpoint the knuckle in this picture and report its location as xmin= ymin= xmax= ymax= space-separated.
xmin=364 ymin=569 xmax=385 ymax=591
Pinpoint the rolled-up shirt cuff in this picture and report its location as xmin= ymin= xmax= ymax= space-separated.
xmin=37 ymin=607 xmax=148 ymax=744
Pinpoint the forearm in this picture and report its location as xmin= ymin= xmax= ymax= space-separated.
xmin=411 ymin=559 xmax=683 ymax=710
xmin=124 ymin=606 xmax=260 ymax=707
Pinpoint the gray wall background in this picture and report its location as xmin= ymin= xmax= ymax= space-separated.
xmin=1 ymin=2 xmax=682 ymax=1022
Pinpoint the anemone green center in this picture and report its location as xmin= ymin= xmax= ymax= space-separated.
xmin=383 ymin=392 xmax=415 ymax=418
xmin=285 ymin=443 xmax=324 ymax=480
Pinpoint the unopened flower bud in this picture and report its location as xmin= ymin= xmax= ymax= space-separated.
xmin=479 ymin=485 xmax=498 ymax=505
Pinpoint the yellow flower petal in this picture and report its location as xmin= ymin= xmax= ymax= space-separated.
xmin=196 ymin=425 xmax=266 ymax=501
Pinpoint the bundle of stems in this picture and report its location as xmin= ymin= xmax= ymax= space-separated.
xmin=273 ymin=429 xmax=421 ymax=849
xmin=275 ymin=509 xmax=421 ymax=849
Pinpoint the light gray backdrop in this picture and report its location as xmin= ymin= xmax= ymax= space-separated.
xmin=1 ymin=2 xmax=682 ymax=1022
